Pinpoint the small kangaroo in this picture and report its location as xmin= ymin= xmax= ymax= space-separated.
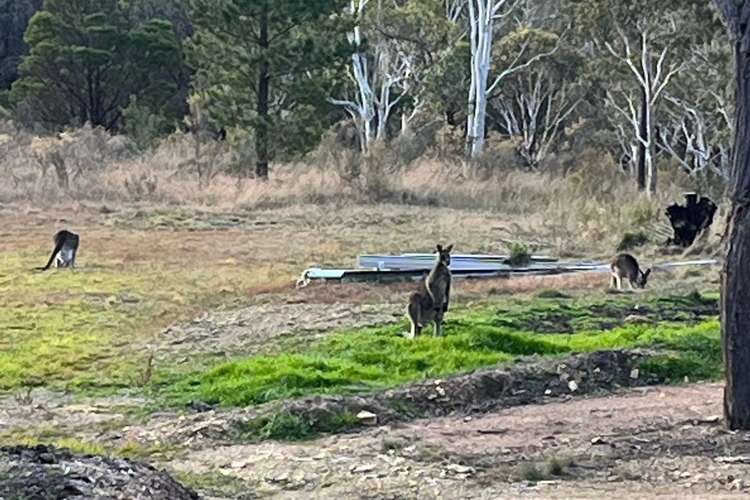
xmin=407 ymin=244 xmax=453 ymax=338
xmin=38 ymin=229 xmax=79 ymax=270
xmin=610 ymin=253 xmax=650 ymax=290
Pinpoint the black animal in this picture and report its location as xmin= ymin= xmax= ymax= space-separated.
xmin=38 ymin=230 xmax=79 ymax=270
xmin=665 ymin=194 xmax=717 ymax=247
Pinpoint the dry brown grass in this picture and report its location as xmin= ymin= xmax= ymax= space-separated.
xmin=0 ymin=120 xmax=720 ymax=259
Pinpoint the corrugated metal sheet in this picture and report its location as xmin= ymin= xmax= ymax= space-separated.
xmin=296 ymin=254 xmax=719 ymax=287
xmin=356 ymin=253 xmax=558 ymax=271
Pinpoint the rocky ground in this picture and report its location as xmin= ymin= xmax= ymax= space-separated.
xmin=0 ymin=445 xmax=198 ymax=499
xmin=169 ymin=382 xmax=750 ymax=499
xmin=3 ymin=351 xmax=748 ymax=499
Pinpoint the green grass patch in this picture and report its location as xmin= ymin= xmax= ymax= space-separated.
xmin=160 ymin=292 xmax=721 ymax=408
xmin=174 ymin=471 xmax=255 ymax=499
xmin=233 ymin=409 xmax=359 ymax=442
xmin=0 ymin=249 xmax=292 ymax=393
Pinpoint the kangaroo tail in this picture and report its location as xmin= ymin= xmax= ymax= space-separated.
xmin=39 ymin=240 xmax=63 ymax=271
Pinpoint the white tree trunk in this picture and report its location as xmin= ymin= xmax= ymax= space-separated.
xmin=466 ymin=0 xmax=559 ymax=160
xmin=330 ymin=0 xmax=414 ymax=153
xmin=498 ymin=73 xmax=579 ymax=168
xmin=605 ymin=28 xmax=682 ymax=197
xmin=467 ymin=0 xmax=497 ymax=159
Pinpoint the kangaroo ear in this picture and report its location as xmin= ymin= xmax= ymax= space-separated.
xmin=644 ymin=268 xmax=652 ymax=277
xmin=436 ymin=244 xmax=443 ymax=252
xmin=446 ymin=244 xmax=454 ymax=253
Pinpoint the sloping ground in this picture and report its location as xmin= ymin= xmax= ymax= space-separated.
xmin=154 ymin=302 xmax=404 ymax=360
xmin=0 ymin=445 xmax=198 ymax=500
xmin=170 ymin=383 xmax=750 ymax=499
xmin=114 ymin=350 xmax=654 ymax=448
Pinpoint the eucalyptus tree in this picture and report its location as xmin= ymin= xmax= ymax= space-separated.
xmin=332 ymin=0 xmax=461 ymax=153
xmin=567 ymin=0 xmax=718 ymax=195
xmin=465 ymin=0 xmax=559 ymax=160
xmin=489 ymin=27 xmax=583 ymax=168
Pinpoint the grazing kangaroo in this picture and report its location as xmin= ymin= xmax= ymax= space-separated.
xmin=38 ymin=230 xmax=79 ymax=270
xmin=610 ymin=253 xmax=651 ymax=290
xmin=407 ymin=244 xmax=453 ymax=338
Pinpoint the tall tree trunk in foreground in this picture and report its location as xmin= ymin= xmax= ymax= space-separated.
xmin=714 ymin=0 xmax=750 ymax=430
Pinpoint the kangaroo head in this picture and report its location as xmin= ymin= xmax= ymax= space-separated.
xmin=436 ymin=244 xmax=453 ymax=266
xmin=637 ymin=268 xmax=651 ymax=288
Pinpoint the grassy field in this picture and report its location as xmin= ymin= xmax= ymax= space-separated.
xmin=0 ymin=218 xmax=275 ymax=393
xmin=158 ymin=291 xmax=720 ymax=408
xmin=0 ymin=204 xmax=723 ymax=445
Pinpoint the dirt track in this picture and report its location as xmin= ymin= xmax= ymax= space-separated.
xmin=165 ymin=382 xmax=750 ymax=499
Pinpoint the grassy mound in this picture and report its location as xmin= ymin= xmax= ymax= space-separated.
xmin=161 ymin=292 xmax=720 ymax=407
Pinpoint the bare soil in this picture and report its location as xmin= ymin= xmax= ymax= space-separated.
xmin=170 ymin=383 xmax=749 ymax=499
xmin=153 ymin=301 xmax=403 ymax=360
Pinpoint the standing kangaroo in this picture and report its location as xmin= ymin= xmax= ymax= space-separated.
xmin=407 ymin=244 xmax=453 ymax=338
xmin=610 ymin=253 xmax=651 ymax=290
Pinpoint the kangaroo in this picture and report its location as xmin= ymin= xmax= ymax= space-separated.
xmin=38 ymin=230 xmax=79 ymax=271
xmin=407 ymin=244 xmax=453 ymax=338
xmin=610 ymin=253 xmax=650 ymax=290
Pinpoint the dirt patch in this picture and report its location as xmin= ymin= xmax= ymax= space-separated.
xmin=268 ymin=350 xmax=657 ymax=428
xmin=0 ymin=445 xmax=198 ymax=499
xmin=152 ymin=301 xmax=404 ymax=359
xmin=0 ymin=389 xmax=145 ymax=441
xmin=494 ymin=293 xmax=718 ymax=334
xmin=168 ymin=383 xmax=750 ymax=499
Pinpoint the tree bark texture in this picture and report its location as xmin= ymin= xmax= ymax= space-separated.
xmin=636 ymin=87 xmax=648 ymax=191
xmin=715 ymin=0 xmax=750 ymax=430
xmin=256 ymin=4 xmax=270 ymax=180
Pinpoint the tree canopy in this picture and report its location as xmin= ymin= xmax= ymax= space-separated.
xmin=10 ymin=0 xmax=182 ymax=131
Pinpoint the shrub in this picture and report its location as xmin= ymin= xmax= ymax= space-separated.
xmin=508 ymin=242 xmax=532 ymax=267
xmin=617 ymin=231 xmax=649 ymax=252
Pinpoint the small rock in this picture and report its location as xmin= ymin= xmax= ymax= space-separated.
xmin=356 ymin=410 xmax=378 ymax=426
xmin=700 ymin=415 xmax=721 ymax=424
xmin=568 ymin=380 xmax=579 ymax=392
xmin=630 ymin=368 xmax=640 ymax=379
xmin=435 ymin=386 xmax=446 ymax=397
xmin=446 ymin=464 xmax=475 ymax=475
xmin=591 ymin=436 xmax=608 ymax=445
xmin=544 ymin=389 xmax=552 ymax=395
xmin=269 ymin=472 xmax=289 ymax=483
xmin=352 ymin=464 xmax=376 ymax=474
